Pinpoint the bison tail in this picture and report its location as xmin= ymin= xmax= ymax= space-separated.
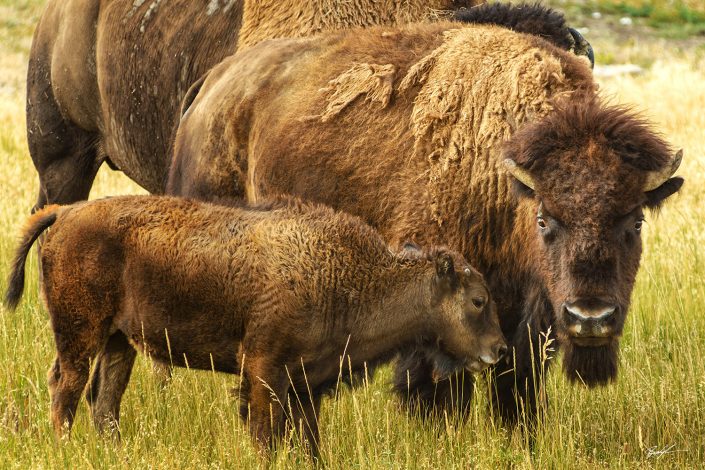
xmin=4 ymin=205 xmax=61 ymax=310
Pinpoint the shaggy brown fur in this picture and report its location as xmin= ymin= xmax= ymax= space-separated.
xmin=26 ymin=1 xmax=589 ymax=212
xmin=237 ymin=0 xmax=480 ymax=48
xmin=167 ymin=22 xmax=683 ymax=422
xmin=5 ymin=196 xmax=505 ymax=449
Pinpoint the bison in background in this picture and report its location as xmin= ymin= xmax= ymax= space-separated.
xmin=26 ymin=1 xmax=591 ymax=210
xmin=168 ymin=22 xmax=683 ymax=421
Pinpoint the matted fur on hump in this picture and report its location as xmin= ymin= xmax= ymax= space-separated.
xmin=396 ymin=25 xmax=594 ymax=226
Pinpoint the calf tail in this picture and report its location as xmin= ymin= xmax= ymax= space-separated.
xmin=4 ymin=205 xmax=61 ymax=310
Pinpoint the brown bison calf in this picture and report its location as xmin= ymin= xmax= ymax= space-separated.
xmin=5 ymin=195 xmax=506 ymax=449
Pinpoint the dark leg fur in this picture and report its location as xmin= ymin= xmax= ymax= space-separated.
xmin=48 ymin=354 xmax=92 ymax=437
xmin=239 ymin=356 xmax=289 ymax=451
xmin=393 ymin=349 xmax=475 ymax=418
xmin=86 ymin=332 xmax=137 ymax=436
xmin=490 ymin=316 xmax=555 ymax=425
xmin=287 ymin=389 xmax=322 ymax=455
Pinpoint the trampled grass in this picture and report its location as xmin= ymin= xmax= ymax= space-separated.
xmin=1 ymin=1 xmax=704 ymax=468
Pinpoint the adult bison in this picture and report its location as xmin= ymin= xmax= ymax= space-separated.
xmin=167 ymin=23 xmax=683 ymax=421
xmin=26 ymin=0 xmax=464 ymax=209
xmin=27 ymin=0 xmax=590 ymax=211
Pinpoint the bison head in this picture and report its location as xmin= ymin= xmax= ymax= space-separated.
xmin=502 ymin=96 xmax=683 ymax=386
xmin=424 ymin=249 xmax=507 ymax=379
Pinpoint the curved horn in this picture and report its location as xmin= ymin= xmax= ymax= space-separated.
xmin=643 ymin=149 xmax=683 ymax=192
xmin=503 ymin=159 xmax=536 ymax=190
xmin=568 ymin=27 xmax=595 ymax=69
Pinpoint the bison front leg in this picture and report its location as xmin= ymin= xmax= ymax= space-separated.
xmin=393 ymin=348 xmax=475 ymax=417
xmin=490 ymin=317 xmax=555 ymax=426
xmin=287 ymin=389 xmax=322 ymax=456
xmin=239 ymin=357 xmax=289 ymax=452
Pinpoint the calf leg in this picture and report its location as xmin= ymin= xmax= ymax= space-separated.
xmin=85 ymin=332 xmax=137 ymax=436
xmin=46 ymin=301 xmax=111 ymax=437
xmin=47 ymin=353 xmax=92 ymax=437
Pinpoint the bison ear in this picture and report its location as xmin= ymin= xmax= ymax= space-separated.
xmin=644 ymin=177 xmax=684 ymax=210
xmin=402 ymin=241 xmax=422 ymax=253
xmin=435 ymin=252 xmax=458 ymax=289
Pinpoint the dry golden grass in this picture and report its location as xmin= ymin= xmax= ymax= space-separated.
xmin=1 ymin=1 xmax=704 ymax=468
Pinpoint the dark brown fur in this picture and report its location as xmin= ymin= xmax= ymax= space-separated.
xmin=455 ymin=1 xmax=594 ymax=66
xmin=167 ymin=23 xmax=682 ymax=422
xmin=5 ymin=196 xmax=505 ymax=449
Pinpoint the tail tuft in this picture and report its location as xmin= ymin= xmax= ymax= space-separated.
xmin=4 ymin=205 xmax=60 ymax=310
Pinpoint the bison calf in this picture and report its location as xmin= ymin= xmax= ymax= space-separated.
xmin=5 ymin=195 xmax=506 ymax=449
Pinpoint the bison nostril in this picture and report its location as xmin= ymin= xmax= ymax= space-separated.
xmin=563 ymin=300 xmax=618 ymax=339
xmin=472 ymin=296 xmax=486 ymax=309
xmin=497 ymin=344 xmax=508 ymax=360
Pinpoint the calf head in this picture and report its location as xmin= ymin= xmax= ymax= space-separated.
xmin=503 ymin=95 xmax=683 ymax=386
xmin=427 ymin=249 xmax=507 ymax=379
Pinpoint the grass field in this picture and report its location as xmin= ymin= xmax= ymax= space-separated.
xmin=1 ymin=1 xmax=704 ymax=468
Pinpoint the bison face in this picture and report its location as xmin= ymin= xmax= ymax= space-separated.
xmin=502 ymin=97 xmax=684 ymax=386
xmin=429 ymin=251 xmax=507 ymax=379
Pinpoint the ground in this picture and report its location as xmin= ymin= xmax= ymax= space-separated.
xmin=0 ymin=0 xmax=704 ymax=468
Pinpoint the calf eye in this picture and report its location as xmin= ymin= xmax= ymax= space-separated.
xmin=537 ymin=216 xmax=547 ymax=230
xmin=471 ymin=297 xmax=486 ymax=309
xmin=635 ymin=218 xmax=644 ymax=232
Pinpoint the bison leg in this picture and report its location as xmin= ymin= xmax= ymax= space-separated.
xmin=47 ymin=298 xmax=109 ymax=437
xmin=490 ymin=318 xmax=554 ymax=425
xmin=240 ymin=357 xmax=289 ymax=451
xmin=47 ymin=353 xmax=91 ymax=438
xmin=286 ymin=389 xmax=322 ymax=455
xmin=28 ymin=122 xmax=101 ymax=211
xmin=393 ymin=348 xmax=475 ymax=418
xmin=27 ymin=52 xmax=102 ymax=211
xmin=85 ymin=332 xmax=137 ymax=436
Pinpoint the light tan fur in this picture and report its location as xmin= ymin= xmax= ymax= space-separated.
xmin=238 ymin=0 xmax=480 ymax=48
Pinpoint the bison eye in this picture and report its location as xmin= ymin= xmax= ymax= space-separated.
xmin=635 ymin=218 xmax=644 ymax=232
xmin=471 ymin=297 xmax=486 ymax=309
xmin=537 ymin=216 xmax=547 ymax=230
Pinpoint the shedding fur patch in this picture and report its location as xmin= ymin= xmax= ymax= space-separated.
xmin=398 ymin=27 xmax=580 ymax=227
xmin=317 ymin=63 xmax=396 ymax=122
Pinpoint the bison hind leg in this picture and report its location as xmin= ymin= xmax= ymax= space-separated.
xmin=393 ymin=348 xmax=475 ymax=419
xmin=48 ymin=354 xmax=92 ymax=438
xmin=27 ymin=64 xmax=104 ymax=211
xmin=85 ymin=331 xmax=137 ymax=436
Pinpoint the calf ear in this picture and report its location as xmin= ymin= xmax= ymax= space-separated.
xmin=435 ymin=252 xmax=458 ymax=289
xmin=402 ymin=241 xmax=422 ymax=252
xmin=645 ymin=177 xmax=684 ymax=210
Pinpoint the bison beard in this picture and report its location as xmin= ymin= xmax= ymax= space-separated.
xmin=562 ymin=340 xmax=619 ymax=386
